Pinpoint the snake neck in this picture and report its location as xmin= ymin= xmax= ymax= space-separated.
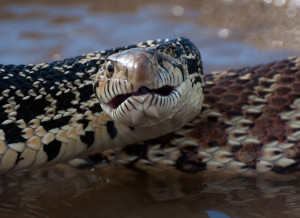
xmin=0 ymin=53 xmax=102 ymax=172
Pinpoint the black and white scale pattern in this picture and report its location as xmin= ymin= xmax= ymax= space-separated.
xmin=0 ymin=37 xmax=204 ymax=173
xmin=0 ymin=40 xmax=149 ymax=172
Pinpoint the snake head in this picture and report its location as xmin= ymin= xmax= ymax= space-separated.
xmin=94 ymin=37 xmax=204 ymax=131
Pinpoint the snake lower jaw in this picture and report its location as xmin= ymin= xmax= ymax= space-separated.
xmin=101 ymin=77 xmax=202 ymax=130
xmin=101 ymin=84 xmax=180 ymax=127
xmin=101 ymin=91 xmax=173 ymax=127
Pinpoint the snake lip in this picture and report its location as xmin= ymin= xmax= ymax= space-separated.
xmin=106 ymin=85 xmax=175 ymax=109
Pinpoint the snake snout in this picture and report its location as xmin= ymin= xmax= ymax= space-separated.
xmin=129 ymin=56 xmax=153 ymax=86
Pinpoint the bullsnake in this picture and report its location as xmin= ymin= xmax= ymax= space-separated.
xmin=1 ymin=37 xmax=299 ymax=175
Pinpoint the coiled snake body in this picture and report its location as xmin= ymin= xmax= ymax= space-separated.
xmin=0 ymin=37 xmax=299 ymax=174
xmin=103 ymin=55 xmax=300 ymax=175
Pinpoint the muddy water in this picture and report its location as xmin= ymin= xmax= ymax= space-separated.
xmin=0 ymin=0 xmax=300 ymax=217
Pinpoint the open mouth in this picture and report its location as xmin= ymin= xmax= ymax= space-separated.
xmin=106 ymin=85 xmax=175 ymax=109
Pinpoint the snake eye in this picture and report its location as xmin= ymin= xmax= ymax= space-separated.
xmin=107 ymin=64 xmax=114 ymax=73
xmin=106 ymin=62 xmax=114 ymax=77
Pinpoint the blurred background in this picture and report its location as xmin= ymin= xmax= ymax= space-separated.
xmin=1 ymin=0 xmax=300 ymax=72
xmin=0 ymin=0 xmax=300 ymax=217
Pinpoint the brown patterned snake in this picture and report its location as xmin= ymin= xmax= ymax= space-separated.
xmin=0 ymin=37 xmax=299 ymax=175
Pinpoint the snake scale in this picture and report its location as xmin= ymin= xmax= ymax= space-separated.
xmin=0 ymin=37 xmax=299 ymax=175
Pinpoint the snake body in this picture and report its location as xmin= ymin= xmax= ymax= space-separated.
xmin=0 ymin=37 xmax=203 ymax=173
xmin=1 ymin=37 xmax=300 ymax=175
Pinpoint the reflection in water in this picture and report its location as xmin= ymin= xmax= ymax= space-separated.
xmin=0 ymin=0 xmax=300 ymax=217
xmin=1 ymin=166 xmax=300 ymax=217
